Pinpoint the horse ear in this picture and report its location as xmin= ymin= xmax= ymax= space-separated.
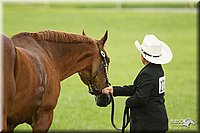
xmin=100 ymin=30 xmax=108 ymax=46
xmin=82 ymin=29 xmax=86 ymax=36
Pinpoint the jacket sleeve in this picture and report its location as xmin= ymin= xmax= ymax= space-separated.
xmin=113 ymin=85 xmax=135 ymax=96
xmin=125 ymin=73 xmax=154 ymax=108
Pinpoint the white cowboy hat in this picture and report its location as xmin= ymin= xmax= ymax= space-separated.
xmin=135 ymin=34 xmax=173 ymax=64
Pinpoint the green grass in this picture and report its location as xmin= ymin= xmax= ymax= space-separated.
xmin=3 ymin=3 xmax=197 ymax=132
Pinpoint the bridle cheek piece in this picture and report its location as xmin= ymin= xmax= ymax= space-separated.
xmin=86 ymin=43 xmax=130 ymax=133
xmin=87 ymin=47 xmax=110 ymax=96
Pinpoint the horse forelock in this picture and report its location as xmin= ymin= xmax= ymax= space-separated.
xmin=17 ymin=30 xmax=95 ymax=44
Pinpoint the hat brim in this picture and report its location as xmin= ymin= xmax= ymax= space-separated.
xmin=134 ymin=40 xmax=173 ymax=64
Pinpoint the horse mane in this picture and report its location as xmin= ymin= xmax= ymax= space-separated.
xmin=13 ymin=30 xmax=95 ymax=44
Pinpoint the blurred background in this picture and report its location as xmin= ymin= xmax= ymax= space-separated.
xmin=1 ymin=0 xmax=198 ymax=132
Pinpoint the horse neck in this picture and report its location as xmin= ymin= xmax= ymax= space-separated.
xmin=43 ymin=41 xmax=97 ymax=81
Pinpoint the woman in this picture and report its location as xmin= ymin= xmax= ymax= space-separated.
xmin=102 ymin=34 xmax=173 ymax=132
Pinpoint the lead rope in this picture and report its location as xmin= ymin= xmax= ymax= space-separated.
xmin=109 ymin=92 xmax=130 ymax=133
xmin=96 ymin=45 xmax=130 ymax=132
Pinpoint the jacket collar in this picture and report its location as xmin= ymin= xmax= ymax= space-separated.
xmin=139 ymin=63 xmax=161 ymax=74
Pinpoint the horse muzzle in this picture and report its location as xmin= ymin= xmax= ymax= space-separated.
xmin=95 ymin=94 xmax=111 ymax=107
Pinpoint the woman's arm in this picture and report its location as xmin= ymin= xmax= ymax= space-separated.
xmin=102 ymin=85 xmax=135 ymax=96
xmin=113 ymin=85 xmax=134 ymax=96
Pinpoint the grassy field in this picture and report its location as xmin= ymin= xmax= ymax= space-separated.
xmin=3 ymin=3 xmax=197 ymax=132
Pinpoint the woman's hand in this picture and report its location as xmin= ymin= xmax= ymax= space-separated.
xmin=102 ymin=86 xmax=113 ymax=95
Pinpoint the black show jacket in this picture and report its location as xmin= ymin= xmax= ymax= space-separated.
xmin=113 ymin=63 xmax=168 ymax=132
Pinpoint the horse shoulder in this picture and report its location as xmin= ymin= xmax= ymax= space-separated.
xmin=12 ymin=42 xmax=60 ymax=114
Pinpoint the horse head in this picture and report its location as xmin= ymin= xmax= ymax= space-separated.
xmin=78 ymin=30 xmax=111 ymax=107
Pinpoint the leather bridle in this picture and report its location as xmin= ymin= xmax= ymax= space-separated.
xmin=87 ymin=43 xmax=110 ymax=96
xmin=86 ymin=42 xmax=130 ymax=133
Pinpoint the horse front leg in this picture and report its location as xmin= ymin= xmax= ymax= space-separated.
xmin=31 ymin=76 xmax=60 ymax=132
xmin=31 ymin=108 xmax=54 ymax=133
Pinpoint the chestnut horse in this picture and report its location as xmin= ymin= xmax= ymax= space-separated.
xmin=1 ymin=30 xmax=111 ymax=132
